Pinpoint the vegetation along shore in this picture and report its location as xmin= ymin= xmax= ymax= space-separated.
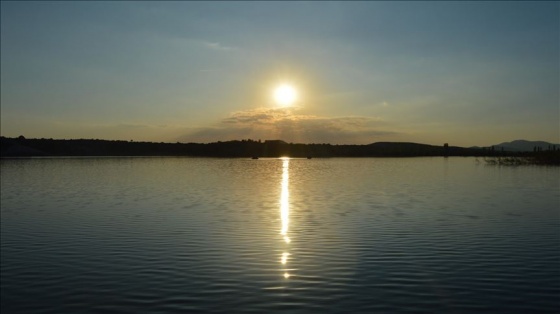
xmin=2 ymin=136 xmax=558 ymax=165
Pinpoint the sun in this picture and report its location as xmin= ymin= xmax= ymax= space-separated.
xmin=274 ymin=84 xmax=297 ymax=107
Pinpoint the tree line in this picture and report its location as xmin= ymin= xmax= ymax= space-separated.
xmin=1 ymin=136 xmax=511 ymax=158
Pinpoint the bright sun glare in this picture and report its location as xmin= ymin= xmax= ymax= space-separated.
xmin=274 ymin=84 xmax=297 ymax=107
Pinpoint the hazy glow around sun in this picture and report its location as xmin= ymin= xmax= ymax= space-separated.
xmin=274 ymin=84 xmax=297 ymax=107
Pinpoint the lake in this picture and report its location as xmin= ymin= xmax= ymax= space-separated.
xmin=1 ymin=157 xmax=559 ymax=313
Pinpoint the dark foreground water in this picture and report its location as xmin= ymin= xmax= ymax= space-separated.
xmin=1 ymin=157 xmax=559 ymax=313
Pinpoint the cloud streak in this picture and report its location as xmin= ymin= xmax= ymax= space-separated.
xmin=202 ymin=41 xmax=237 ymax=51
xmin=180 ymin=107 xmax=400 ymax=144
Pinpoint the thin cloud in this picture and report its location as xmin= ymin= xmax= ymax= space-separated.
xmin=180 ymin=107 xmax=400 ymax=144
xmin=202 ymin=41 xmax=236 ymax=51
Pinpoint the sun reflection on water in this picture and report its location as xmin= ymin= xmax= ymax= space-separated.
xmin=280 ymin=157 xmax=291 ymax=279
xmin=280 ymin=158 xmax=290 ymax=238
xmin=281 ymin=252 xmax=290 ymax=265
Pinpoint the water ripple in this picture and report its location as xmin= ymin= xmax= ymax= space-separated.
xmin=1 ymin=157 xmax=559 ymax=313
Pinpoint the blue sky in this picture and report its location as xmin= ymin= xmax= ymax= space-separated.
xmin=1 ymin=1 xmax=558 ymax=146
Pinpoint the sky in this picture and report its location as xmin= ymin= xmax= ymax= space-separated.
xmin=1 ymin=1 xmax=558 ymax=147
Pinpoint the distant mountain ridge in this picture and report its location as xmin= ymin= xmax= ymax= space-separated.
xmin=492 ymin=140 xmax=559 ymax=152
xmin=0 ymin=137 xmax=475 ymax=157
xmin=1 ymin=136 xmax=557 ymax=157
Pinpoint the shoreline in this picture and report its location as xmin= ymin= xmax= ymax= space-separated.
xmin=1 ymin=137 xmax=558 ymax=164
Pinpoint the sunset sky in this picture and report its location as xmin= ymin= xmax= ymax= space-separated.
xmin=1 ymin=1 xmax=558 ymax=146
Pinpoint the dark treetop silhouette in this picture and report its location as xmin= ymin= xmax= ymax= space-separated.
xmin=2 ymin=137 xmax=558 ymax=163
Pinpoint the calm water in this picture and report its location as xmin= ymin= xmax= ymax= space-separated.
xmin=1 ymin=157 xmax=559 ymax=313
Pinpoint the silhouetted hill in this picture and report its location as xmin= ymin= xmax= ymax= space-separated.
xmin=492 ymin=140 xmax=558 ymax=152
xmin=0 ymin=136 xmax=491 ymax=158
